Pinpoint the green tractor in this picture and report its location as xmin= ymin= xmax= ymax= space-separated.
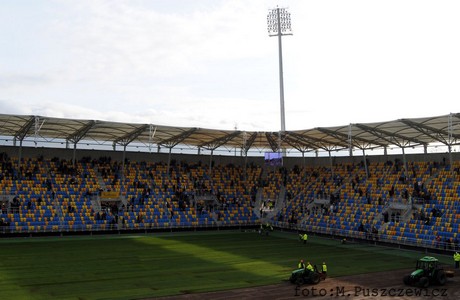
xmin=289 ymin=265 xmax=323 ymax=285
xmin=403 ymin=256 xmax=447 ymax=288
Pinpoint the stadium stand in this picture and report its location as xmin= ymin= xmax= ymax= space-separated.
xmin=1 ymin=149 xmax=460 ymax=254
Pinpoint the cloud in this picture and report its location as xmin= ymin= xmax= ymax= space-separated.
xmin=50 ymin=0 xmax=272 ymax=82
xmin=1 ymin=0 xmax=460 ymax=133
xmin=0 ymin=74 xmax=51 ymax=88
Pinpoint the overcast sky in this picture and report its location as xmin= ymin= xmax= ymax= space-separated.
xmin=1 ymin=0 xmax=459 ymax=132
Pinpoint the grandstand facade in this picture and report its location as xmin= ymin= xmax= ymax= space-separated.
xmin=1 ymin=144 xmax=460 ymax=253
xmin=1 ymin=113 xmax=460 ymax=255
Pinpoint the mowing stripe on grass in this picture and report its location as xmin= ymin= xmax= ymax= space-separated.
xmin=0 ymin=231 xmax=450 ymax=299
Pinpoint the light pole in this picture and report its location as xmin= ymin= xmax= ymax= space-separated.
xmin=267 ymin=7 xmax=292 ymax=151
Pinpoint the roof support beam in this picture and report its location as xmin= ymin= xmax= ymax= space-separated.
xmin=316 ymin=127 xmax=363 ymax=149
xmin=199 ymin=131 xmax=241 ymax=150
xmin=400 ymin=118 xmax=460 ymax=145
xmin=354 ymin=123 xmax=425 ymax=147
xmin=113 ymin=124 xmax=149 ymax=147
xmin=66 ymin=120 xmax=97 ymax=144
xmin=287 ymin=131 xmax=331 ymax=151
xmin=159 ymin=128 xmax=198 ymax=148
xmin=265 ymin=132 xmax=280 ymax=152
xmin=13 ymin=116 xmax=35 ymax=144
xmin=282 ymin=134 xmax=314 ymax=152
xmin=242 ymin=132 xmax=258 ymax=154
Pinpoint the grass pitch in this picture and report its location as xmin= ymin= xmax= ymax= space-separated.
xmin=0 ymin=230 xmax=451 ymax=299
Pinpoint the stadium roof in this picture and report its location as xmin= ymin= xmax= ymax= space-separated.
xmin=0 ymin=113 xmax=459 ymax=155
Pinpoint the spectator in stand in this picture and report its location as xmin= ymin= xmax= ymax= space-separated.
xmin=436 ymin=235 xmax=442 ymax=248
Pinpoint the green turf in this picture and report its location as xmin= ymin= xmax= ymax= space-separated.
xmin=0 ymin=231 xmax=452 ymax=299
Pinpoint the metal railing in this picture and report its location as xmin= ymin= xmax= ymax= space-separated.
xmin=0 ymin=220 xmax=259 ymax=235
xmin=272 ymin=221 xmax=459 ymax=253
xmin=1 ymin=212 xmax=458 ymax=255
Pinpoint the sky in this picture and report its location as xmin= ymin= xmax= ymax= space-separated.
xmin=1 ymin=0 xmax=459 ymax=132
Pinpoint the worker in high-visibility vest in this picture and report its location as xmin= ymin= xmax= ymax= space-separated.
xmin=306 ymin=261 xmax=314 ymax=272
xmin=303 ymin=233 xmax=308 ymax=244
xmin=454 ymin=252 xmax=460 ymax=269
xmin=298 ymin=259 xmax=306 ymax=269
xmin=322 ymin=262 xmax=328 ymax=276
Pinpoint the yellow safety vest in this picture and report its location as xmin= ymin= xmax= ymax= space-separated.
xmin=322 ymin=264 xmax=327 ymax=272
xmin=454 ymin=253 xmax=460 ymax=262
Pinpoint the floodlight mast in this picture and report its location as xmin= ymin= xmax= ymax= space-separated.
xmin=267 ymin=7 xmax=292 ymax=151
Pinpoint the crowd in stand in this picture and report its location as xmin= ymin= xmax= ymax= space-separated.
xmin=1 ymin=151 xmax=460 ymax=252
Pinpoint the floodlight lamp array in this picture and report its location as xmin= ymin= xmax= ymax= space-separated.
xmin=267 ymin=8 xmax=292 ymax=36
